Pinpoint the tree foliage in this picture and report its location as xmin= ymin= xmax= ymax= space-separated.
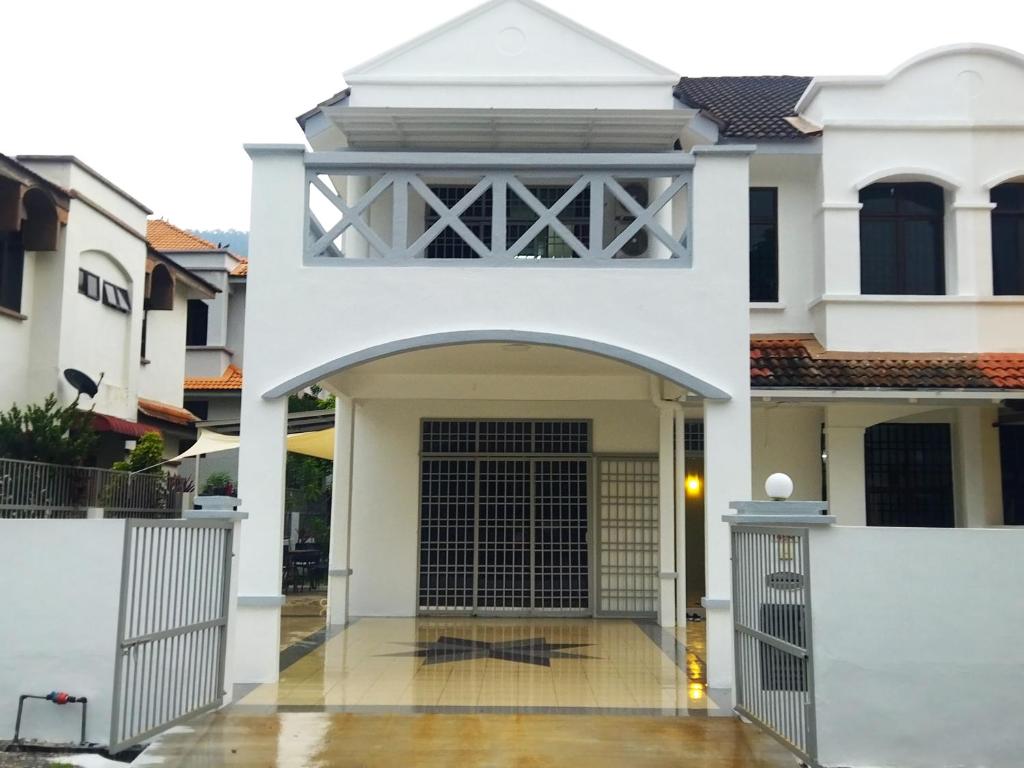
xmin=0 ymin=394 xmax=97 ymax=465
xmin=112 ymin=431 xmax=165 ymax=473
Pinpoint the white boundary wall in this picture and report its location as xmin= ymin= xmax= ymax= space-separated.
xmin=0 ymin=520 xmax=125 ymax=746
xmin=808 ymin=526 xmax=1024 ymax=768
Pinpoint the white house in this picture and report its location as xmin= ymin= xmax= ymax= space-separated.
xmin=0 ymin=154 xmax=217 ymax=465
xmin=234 ymin=0 xmax=1024 ymax=695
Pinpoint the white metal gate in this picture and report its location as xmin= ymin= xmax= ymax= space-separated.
xmin=109 ymin=520 xmax=233 ymax=752
xmin=731 ymin=525 xmax=817 ymax=765
xmin=595 ymin=457 xmax=659 ymax=617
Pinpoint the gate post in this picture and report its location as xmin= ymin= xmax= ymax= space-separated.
xmin=186 ymin=496 xmax=247 ymax=702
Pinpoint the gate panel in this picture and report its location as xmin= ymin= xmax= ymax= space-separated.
xmin=595 ymin=457 xmax=658 ymax=617
xmin=109 ymin=520 xmax=233 ymax=753
xmin=731 ymin=525 xmax=816 ymax=764
xmin=533 ymin=459 xmax=590 ymax=612
xmin=418 ymin=459 xmax=476 ymax=611
xmin=477 ymin=459 xmax=531 ymax=611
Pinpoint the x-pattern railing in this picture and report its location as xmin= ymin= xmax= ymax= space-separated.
xmin=304 ymin=151 xmax=693 ymax=265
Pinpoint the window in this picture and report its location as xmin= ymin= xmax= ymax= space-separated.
xmin=78 ymin=269 xmax=100 ymax=300
xmin=749 ymin=188 xmax=779 ymax=302
xmin=860 ymin=182 xmax=945 ymax=295
xmin=992 ymin=183 xmax=1024 ymax=295
xmin=186 ymin=400 xmax=209 ymax=421
xmin=0 ymin=230 xmax=25 ymax=313
xmin=999 ymin=426 xmax=1024 ymax=525
xmin=864 ymin=423 xmax=954 ymax=527
xmin=186 ymin=299 xmax=209 ymax=346
xmin=423 ymin=186 xmax=589 ymax=259
xmin=102 ymin=280 xmax=131 ymax=312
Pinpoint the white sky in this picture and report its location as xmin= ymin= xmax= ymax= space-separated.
xmin=2 ymin=0 xmax=1022 ymax=230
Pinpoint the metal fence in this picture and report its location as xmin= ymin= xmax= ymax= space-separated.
xmin=731 ymin=525 xmax=817 ymax=765
xmin=109 ymin=519 xmax=234 ymax=753
xmin=0 ymin=457 xmax=183 ymax=519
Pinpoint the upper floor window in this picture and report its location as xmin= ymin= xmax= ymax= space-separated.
xmin=186 ymin=299 xmax=209 ymax=346
xmin=860 ymin=182 xmax=945 ymax=295
xmin=992 ymin=183 xmax=1024 ymax=296
xmin=78 ymin=268 xmax=100 ymax=300
xmin=424 ymin=186 xmax=589 ymax=259
xmin=102 ymin=280 xmax=131 ymax=313
xmin=0 ymin=231 xmax=25 ymax=314
xmin=749 ymin=188 xmax=778 ymax=302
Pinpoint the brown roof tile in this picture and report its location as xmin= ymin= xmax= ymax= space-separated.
xmin=675 ymin=76 xmax=813 ymax=140
xmin=147 ymin=219 xmax=218 ymax=251
xmin=184 ymin=364 xmax=243 ymax=392
xmin=138 ymin=397 xmax=200 ymax=426
xmin=231 ymin=259 xmax=248 ymax=276
xmin=751 ymin=337 xmax=1024 ymax=390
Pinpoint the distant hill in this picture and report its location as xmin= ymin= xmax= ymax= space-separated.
xmin=191 ymin=229 xmax=249 ymax=257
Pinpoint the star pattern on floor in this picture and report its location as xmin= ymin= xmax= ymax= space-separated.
xmin=383 ymin=635 xmax=599 ymax=667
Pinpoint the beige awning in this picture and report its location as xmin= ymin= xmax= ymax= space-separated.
xmin=170 ymin=427 xmax=335 ymax=463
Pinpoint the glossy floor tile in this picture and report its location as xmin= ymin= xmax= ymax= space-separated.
xmin=142 ymin=711 xmax=797 ymax=768
xmin=258 ymin=614 xmax=717 ymax=715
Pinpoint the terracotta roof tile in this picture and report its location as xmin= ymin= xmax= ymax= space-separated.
xmin=184 ymin=364 xmax=243 ymax=392
xmin=138 ymin=397 xmax=200 ymax=426
xmin=675 ymin=76 xmax=813 ymax=140
xmin=231 ymin=259 xmax=248 ymax=277
xmin=147 ymin=219 xmax=218 ymax=251
xmin=751 ymin=337 xmax=1024 ymax=390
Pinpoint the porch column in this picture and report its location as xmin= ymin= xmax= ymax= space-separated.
xmin=327 ymin=395 xmax=355 ymax=626
xmin=703 ymin=397 xmax=751 ymax=690
xmin=235 ymin=393 xmax=288 ymax=683
xmin=956 ymin=405 xmax=1003 ymax=527
xmin=657 ymin=405 xmax=677 ymax=627
xmin=824 ymin=407 xmax=867 ymax=526
xmin=344 ymin=175 xmax=371 ymax=258
xmin=649 ymin=177 xmax=673 ymax=259
xmin=673 ymin=406 xmax=687 ymax=624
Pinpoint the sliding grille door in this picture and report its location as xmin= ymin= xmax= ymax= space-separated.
xmin=534 ymin=459 xmax=590 ymax=612
xmin=595 ymin=457 xmax=659 ymax=617
xmin=418 ymin=458 xmax=476 ymax=611
xmin=477 ymin=459 xmax=531 ymax=611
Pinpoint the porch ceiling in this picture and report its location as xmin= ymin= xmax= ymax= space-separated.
xmin=323 ymin=107 xmax=698 ymax=151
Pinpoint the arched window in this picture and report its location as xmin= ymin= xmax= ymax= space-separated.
xmin=859 ymin=182 xmax=945 ymax=295
xmin=992 ymin=182 xmax=1024 ymax=295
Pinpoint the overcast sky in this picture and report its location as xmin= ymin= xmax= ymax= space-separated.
xmin=2 ymin=0 xmax=1021 ymax=230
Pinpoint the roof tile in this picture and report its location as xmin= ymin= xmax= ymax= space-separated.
xmin=674 ymin=76 xmax=813 ymax=140
xmin=184 ymin=364 xmax=243 ymax=392
xmin=147 ymin=220 xmax=218 ymax=251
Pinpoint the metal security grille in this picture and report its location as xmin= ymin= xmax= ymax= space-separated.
xmin=110 ymin=519 xmax=233 ymax=753
xmin=418 ymin=420 xmax=591 ymax=615
xmin=864 ymin=423 xmax=954 ymax=527
xmin=595 ymin=458 xmax=659 ymax=617
xmin=731 ymin=525 xmax=817 ymax=765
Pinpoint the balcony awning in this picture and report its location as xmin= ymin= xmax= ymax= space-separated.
xmin=92 ymin=413 xmax=160 ymax=439
xmin=323 ymin=106 xmax=698 ymax=151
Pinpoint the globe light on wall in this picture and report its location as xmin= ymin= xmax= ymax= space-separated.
xmin=765 ymin=472 xmax=794 ymax=501
xmin=685 ymin=474 xmax=702 ymax=497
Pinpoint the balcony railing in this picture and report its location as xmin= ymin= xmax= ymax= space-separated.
xmin=0 ymin=457 xmax=185 ymax=519
xmin=304 ymin=151 xmax=693 ymax=266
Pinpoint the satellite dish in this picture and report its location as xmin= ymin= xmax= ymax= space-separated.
xmin=63 ymin=368 xmax=101 ymax=399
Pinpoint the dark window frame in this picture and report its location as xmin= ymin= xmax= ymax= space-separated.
xmin=101 ymin=280 xmax=131 ymax=313
xmin=186 ymin=299 xmax=210 ymax=346
xmin=186 ymin=400 xmax=210 ymax=421
xmin=78 ymin=268 xmax=100 ymax=300
xmin=749 ymin=187 xmax=779 ymax=302
xmin=864 ymin=422 xmax=955 ymax=527
xmin=999 ymin=425 xmax=1024 ymax=525
xmin=423 ymin=185 xmax=590 ymax=259
xmin=859 ymin=182 xmax=946 ymax=296
xmin=991 ymin=182 xmax=1024 ymax=296
xmin=0 ymin=230 xmax=26 ymax=314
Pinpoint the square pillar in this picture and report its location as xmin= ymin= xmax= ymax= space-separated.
xmin=955 ymin=405 xmax=1003 ymax=527
xmin=673 ymin=407 xmax=687 ymax=624
xmin=951 ymin=200 xmax=997 ymax=296
xmin=703 ymin=397 xmax=751 ymax=690
xmin=657 ymin=404 xmax=677 ymax=627
xmin=327 ymin=396 xmax=355 ymax=626
xmin=824 ymin=407 xmax=868 ymax=526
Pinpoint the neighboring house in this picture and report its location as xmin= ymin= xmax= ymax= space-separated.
xmin=0 ymin=154 xmax=216 ymax=466
xmin=230 ymin=0 xmax=1024 ymax=692
xmin=147 ymin=220 xmax=246 ymax=485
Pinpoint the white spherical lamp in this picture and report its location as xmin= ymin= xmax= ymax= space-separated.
xmin=765 ymin=473 xmax=794 ymax=501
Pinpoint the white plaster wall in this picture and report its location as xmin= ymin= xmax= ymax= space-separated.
xmin=809 ymin=525 xmax=1024 ymax=768
xmin=751 ymin=405 xmax=823 ymax=500
xmin=139 ymin=285 xmax=189 ymax=407
xmin=348 ymin=398 xmax=659 ymax=617
xmin=749 ymin=154 xmax=819 ymax=335
xmin=226 ymin=281 xmax=246 ymax=368
xmin=0 ymin=520 xmax=124 ymax=745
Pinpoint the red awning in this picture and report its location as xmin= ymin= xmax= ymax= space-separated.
xmin=92 ymin=413 xmax=159 ymax=439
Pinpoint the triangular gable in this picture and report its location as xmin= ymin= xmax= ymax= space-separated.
xmin=344 ymin=0 xmax=677 ymax=85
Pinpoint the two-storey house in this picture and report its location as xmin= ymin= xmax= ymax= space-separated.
xmin=231 ymin=0 xmax=1024 ymax=691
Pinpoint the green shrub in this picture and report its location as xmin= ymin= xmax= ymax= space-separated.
xmin=201 ymin=471 xmax=236 ymax=496
xmin=0 ymin=393 xmax=97 ymax=465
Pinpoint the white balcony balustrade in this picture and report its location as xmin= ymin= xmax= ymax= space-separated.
xmin=303 ymin=152 xmax=693 ymax=266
